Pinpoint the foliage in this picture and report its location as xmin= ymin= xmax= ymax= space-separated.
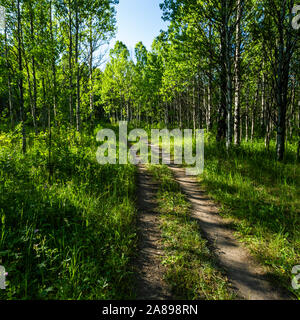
xmin=0 ymin=126 xmax=137 ymax=299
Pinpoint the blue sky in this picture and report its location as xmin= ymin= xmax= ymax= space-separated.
xmin=109 ymin=0 xmax=169 ymax=55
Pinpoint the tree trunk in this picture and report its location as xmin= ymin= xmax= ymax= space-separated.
xmin=265 ymin=84 xmax=271 ymax=150
xmin=233 ymin=0 xmax=242 ymax=145
xmin=89 ymin=21 xmax=94 ymax=124
xmin=261 ymin=62 xmax=266 ymax=138
xmin=225 ymin=26 xmax=233 ymax=149
xmin=68 ymin=0 xmax=73 ymax=127
xmin=251 ymin=83 xmax=259 ymax=141
xmin=275 ymin=2 xmax=293 ymax=161
xmin=5 ymin=24 xmax=14 ymax=128
xmin=179 ymin=93 xmax=182 ymax=129
xmin=42 ymin=76 xmax=47 ymax=129
xmin=17 ymin=0 xmax=26 ymax=154
xmin=29 ymin=6 xmax=37 ymax=133
xmin=203 ymin=86 xmax=206 ymax=129
xmin=164 ymin=102 xmax=168 ymax=125
xmin=49 ymin=0 xmax=57 ymax=126
xmin=193 ymin=78 xmax=196 ymax=132
xmin=207 ymin=24 xmax=213 ymax=131
xmin=75 ymin=1 xmax=81 ymax=132
xmin=245 ymin=91 xmax=249 ymax=142
xmin=207 ymin=80 xmax=212 ymax=131
xmin=217 ymin=48 xmax=227 ymax=142
xmin=24 ymin=55 xmax=34 ymax=128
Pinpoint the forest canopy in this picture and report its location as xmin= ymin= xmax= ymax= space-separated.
xmin=0 ymin=0 xmax=299 ymax=160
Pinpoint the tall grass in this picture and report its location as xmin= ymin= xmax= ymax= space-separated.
xmin=0 ymin=125 xmax=137 ymax=299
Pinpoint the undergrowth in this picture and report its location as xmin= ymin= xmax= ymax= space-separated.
xmin=0 ymin=125 xmax=137 ymax=299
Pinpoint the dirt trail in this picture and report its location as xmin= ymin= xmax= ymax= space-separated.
xmin=168 ymin=164 xmax=291 ymax=300
xmin=149 ymin=142 xmax=290 ymax=300
xmin=135 ymin=141 xmax=291 ymax=300
xmin=135 ymin=164 xmax=172 ymax=300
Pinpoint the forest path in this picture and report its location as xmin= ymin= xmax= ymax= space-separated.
xmin=166 ymin=164 xmax=291 ymax=300
xmin=135 ymin=163 xmax=173 ymax=300
xmin=136 ymin=141 xmax=291 ymax=300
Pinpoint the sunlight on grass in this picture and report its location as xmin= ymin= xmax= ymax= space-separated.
xmin=0 ymin=126 xmax=137 ymax=299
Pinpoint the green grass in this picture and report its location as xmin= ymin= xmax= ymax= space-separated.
xmin=0 ymin=125 xmax=137 ymax=299
xmin=195 ymin=136 xmax=300 ymax=299
xmin=153 ymin=128 xmax=299 ymax=298
xmin=147 ymin=164 xmax=235 ymax=300
xmin=1 ymin=121 xmax=298 ymax=300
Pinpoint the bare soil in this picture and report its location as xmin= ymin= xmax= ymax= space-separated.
xmin=135 ymin=164 xmax=173 ymax=300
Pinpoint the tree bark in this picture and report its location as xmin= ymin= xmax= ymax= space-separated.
xmin=68 ymin=0 xmax=74 ymax=127
xmin=274 ymin=1 xmax=293 ymax=161
xmin=193 ymin=78 xmax=196 ymax=132
xmin=261 ymin=62 xmax=266 ymax=138
xmin=5 ymin=23 xmax=14 ymax=128
xmin=245 ymin=87 xmax=249 ymax=142
xmin=75 ymin=0 xmax=81 ymax=131
xmin=217 ymin=39 xmax=227 ymax=142
xmin=17 ymin=0 xmax=26 ymax=154
xmin=225 ymin=24 xmax=233 ymax=149
xmin=29 ymin=5 xmax=37 ymax=133
xmin=89 ymin=19 xmax=94 ymax=124
xmin=233 ymin=0 xmax=243 ymax=145
xmin=251 ymin=85 xmax=259 ymax=141
xmin=24 ymin=54 xmax=34 ymax=128
xmin=49 ymin=0 xmax=57 ymax=126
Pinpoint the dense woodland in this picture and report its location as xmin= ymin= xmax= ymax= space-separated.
xmin=0 ymin=0 xmax=299 ymax=300
xmin=0 ymin=0 xmax=299 ymax=159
